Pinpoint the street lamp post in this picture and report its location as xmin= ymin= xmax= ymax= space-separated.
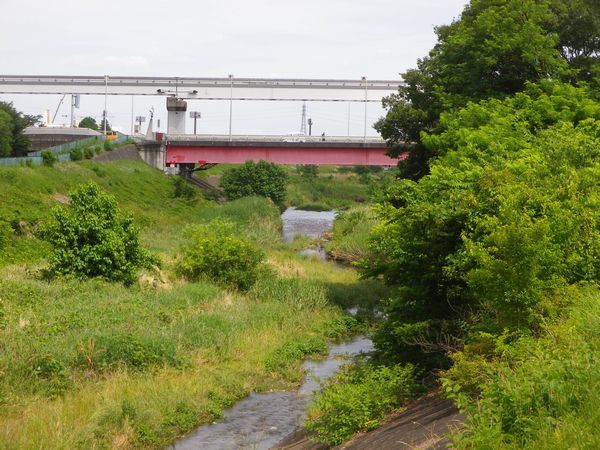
xmin=189 ymin=111 xmax=201 ymax=135
xmin=228 ymin=74 xmax=233 ymax=141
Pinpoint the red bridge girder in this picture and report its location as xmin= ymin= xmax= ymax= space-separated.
xmin=166 ymin=143 xmax=402 ymax=166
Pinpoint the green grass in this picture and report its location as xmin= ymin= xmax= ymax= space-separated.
xmin=325 ymin=205 xmax=377 ymax=263
xmin=0 ymin=160 xmax=389 ymax=449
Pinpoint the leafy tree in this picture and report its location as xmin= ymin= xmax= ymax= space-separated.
xmin=365 ymin=82 xmax=600 ymax=368
xmin=221 ymin=160 xmax=288 ymax=204
xmin=44 ymin=183 xmax=153 ymax=285
xmin=376 ymin=0 xmax=600 ymax=179
xmin=78 ymin=116 xmax=99 ymax=131
xmin=99 ymin=117 xmax=112 ymax=132
xmin=0 ymin=101 xmax=40 ymax=157
xmin=0 ymin=110 xmax=13 ymax=157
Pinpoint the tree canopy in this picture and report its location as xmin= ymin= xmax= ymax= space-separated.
xmin=78 ymin=116 xmax=99 ymax=131
xmin=221 ymin=160 xmax=288 ymax=205
xmin=0 ymin=101 xmax=40 ymax=157
xmin=376 ymin=0 xmax=600 ymax=179
xmin=365 ymin=82 xmax=600 ymax=367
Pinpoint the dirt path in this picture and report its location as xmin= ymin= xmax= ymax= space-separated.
xmin=274 ymin=392 xmax=464 ymax=450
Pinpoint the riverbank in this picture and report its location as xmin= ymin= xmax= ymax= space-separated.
xmin=0 ymin=160 xmax=387 ymax=449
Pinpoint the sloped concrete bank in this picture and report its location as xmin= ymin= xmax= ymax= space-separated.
xmin=274 ymin=392 xmax=464 ymax=450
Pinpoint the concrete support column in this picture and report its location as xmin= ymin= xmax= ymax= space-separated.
xmin=166 ymin=97 xmax=187 ymax=134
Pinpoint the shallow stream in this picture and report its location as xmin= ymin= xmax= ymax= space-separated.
xmin=171 ymin=208 xmax=372 ymax=450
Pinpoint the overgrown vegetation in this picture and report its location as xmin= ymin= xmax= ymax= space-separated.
xmin=306 ymin=362 xmax=419 ymax=445
xmin=176 ymin=219 xmax=265 ymax=290
xmin=221 ymin=160 xmax=288 ymax=205
xmin=325 ymin=206 xmax=377 ymax=263
xmin=444 ymin=287 xmax=600 ymax=449
xmin=0 ymin=157 xmax=383 ymax=448
xmin=43 ymin=183 xmax=154 ymax=285
xmin=308 ymin=1 xmax=599 ymax=446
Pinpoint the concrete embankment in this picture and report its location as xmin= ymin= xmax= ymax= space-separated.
xmin=275 ymin=392 xmax=464 ymax=450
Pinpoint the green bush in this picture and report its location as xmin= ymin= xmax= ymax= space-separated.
xmin=297 ymin=164 xmax=319 ymax=178
xmin=83 ymin=146 xmax=95 ymax=159
xmin=306 ymin=363 xmax=419 ymax=445
xmin=103 ymin=140 xmax=113 ymax=151
xmin=176 ymin=219 xmax=265 ymax=290
xmin=78 ymin=333 xmax=181 ymax=370
xmin=172 ymin=177 xmax=197 ymax=201
xmin=69 ymin=147 xmax=83 ymax=161
xmin=41 ymin=150 xmax=57 ymax=167
xmin=221 ymin=160 xmax=287 ymax=204
xmin=43 ymin=183 xmax=153 ymax=285
xmin=445 ymin=287 xmax=600 ymax=449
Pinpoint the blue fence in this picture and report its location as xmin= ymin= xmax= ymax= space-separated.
xmin=27 ymin=135 xmax=106 ymax=157
xmin=0 ymin=134 xmax=132 ymax=167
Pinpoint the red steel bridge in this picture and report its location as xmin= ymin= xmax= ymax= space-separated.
xmin=165 ymin=134 xmax=401 ymax=167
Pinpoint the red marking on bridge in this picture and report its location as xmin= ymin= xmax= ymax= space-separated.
xmin=166 ymin=140 xmax=403 ymax=166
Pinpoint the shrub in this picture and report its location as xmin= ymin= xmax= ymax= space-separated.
xmin=103 ymin=140 xmax=113 ymax=151
xmin=221 ymin=160 xmax=287 ymax=204
xmin=83 ymin=146 xmax=95 ymax=159
xmin=445 ymin=287 xmax=600 ymax=449
xmin=41 ymin=150 xmax=57 ymax=166
xmin=78 ymin=333 xmax=180 ymax=370
xmin=306 ymin=363 xmax=419 ymax=445
xmin=176 ymin=219 xmax=265 ymax=290
xmin=43 ymin=183 xmax=153 ymax=285
xmin=69 ymin=146 xmax=83 ymax=161
xmin=172 ymin=177 xmax=197 ymax=200
xmin=297 ymin=164 xmax=319 ymax=178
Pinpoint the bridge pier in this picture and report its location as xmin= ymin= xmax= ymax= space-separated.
xmin=167 ymin=97 xmax=187 ymax=134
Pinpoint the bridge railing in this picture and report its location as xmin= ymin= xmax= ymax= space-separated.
xmin=166 ymin=134 xmax=386 ymax=144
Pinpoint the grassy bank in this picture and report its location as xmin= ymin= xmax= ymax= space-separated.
xmin=0 ymin=160 xmax=386 ymax=448
xmin=444 ymin=286 xmax=600 ymax=449
xmin=196 ymin=163 xmax=388 ymax=211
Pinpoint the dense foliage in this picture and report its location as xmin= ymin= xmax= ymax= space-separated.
xmin=365 ymin=82 xmax=599 ymax=368
xmin=376 ymin=0 xmax=600 ymax=179
xmin=221 ymin=160 xmax=288 ymax=204
xmin=306 ymin=362 xmax=419 ymax=445
xmin=78 ymin=116 xmax=99 ymax=131
xmin=444 ymin=287 xmax=600 ymax=449
xmin=176 ymin=219 xmax=265 ymax=290
xmin=44 ymin=183 xmax=153 ymax=285
xmin=0 ymin=101 xmax=40 ymax=157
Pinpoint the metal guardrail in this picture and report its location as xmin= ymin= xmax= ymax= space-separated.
xmin=166 ymin=134 xmax=386 ymax=144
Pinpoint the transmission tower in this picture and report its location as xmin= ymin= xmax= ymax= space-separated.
xmin=300 ymin=101 xmax=307 ymax=134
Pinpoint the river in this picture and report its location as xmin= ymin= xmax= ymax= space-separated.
xmin=171 ymin=208 xmax=373 ymax=450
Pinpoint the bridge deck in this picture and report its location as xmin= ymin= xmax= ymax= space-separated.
xmin=165 ymin=135 xmax=399 ymax=166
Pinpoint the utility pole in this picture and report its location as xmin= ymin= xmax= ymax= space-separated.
xmin=103 ymin=75 xmax=108 ymax=135
xmin=362 ymin=76 xmax=367 ymax=142
xmin=308 ymin=118 xmax=313 ymax=136
xmin=130 ymin=96 xmax=134 ymax=135
xmin=190 ymin=111 xmax=201 ymax=134
xmin=300 ymin=101 xmax=307 ymax=134
xmin=228 ymin=74 xmax=233 ymax=141
xmin=347 ymin=102 xmax=351 ymax=136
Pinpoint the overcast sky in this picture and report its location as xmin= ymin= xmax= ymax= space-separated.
xmin=0 ymin=0 xmax=467 ymax=135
